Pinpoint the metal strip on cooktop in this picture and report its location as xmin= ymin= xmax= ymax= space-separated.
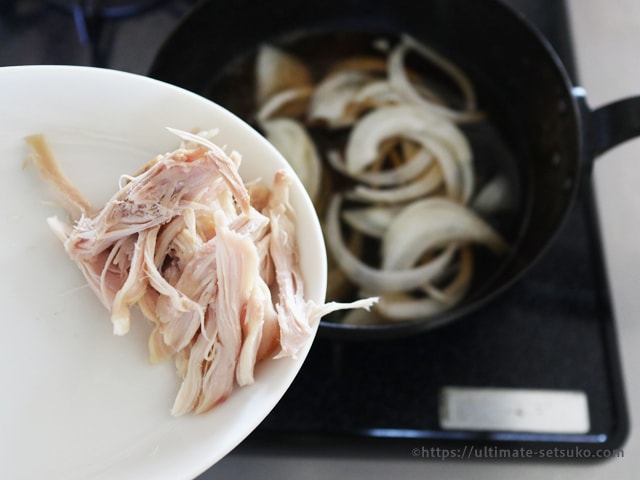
xmin=440 ymin=386 xmax=590 ymax=434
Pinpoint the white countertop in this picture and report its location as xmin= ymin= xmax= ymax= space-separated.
xmin=204 ymin=1 xmax=640 ymax=477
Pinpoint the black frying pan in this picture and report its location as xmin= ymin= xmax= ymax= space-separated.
xmin=149 ymin=0 xmax=640 ymax=340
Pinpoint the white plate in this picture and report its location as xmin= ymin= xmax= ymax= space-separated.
xmin=0 ymin=65 xmax=326 ymax=480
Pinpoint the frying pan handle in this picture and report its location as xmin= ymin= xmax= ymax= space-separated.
xmin=585 ymin=93 xmax=640 ymax=157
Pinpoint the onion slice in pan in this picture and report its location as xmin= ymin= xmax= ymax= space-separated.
xmin=422 ymin=246 xmax=474 ymax=305
xmin=256 ymin=86 xmax=313 ymax=124
xmin=388 ymin=34 xmax=482 ymax=123
xmin=325 ymin=194 xmax=455 ymax=292
xmin=344 ymin=104 xmax=472 ymax=175
xmin=327 ymin=147 xmax=435 ymax=187
xmin=261 ymin=118 xmax=322 ymax=202
xmin=351 ymin=79 xmax=403 ymax=108
xmin=382 ymin=197 xmax=508 ymax=270
xmin=307 ymin=71 xmax=376 ymax=128
xmin=403 ymin=130 xmax=472 ymax=203
xmin=376 ymin=247 xmax=474 ymax=321
xmin=341 ymin=205 xmax=403 ymax=238
xmin=346 ymin=163 xmax=443 ymax=204
xmin=255 ymin=44 xmax=313 ymax=106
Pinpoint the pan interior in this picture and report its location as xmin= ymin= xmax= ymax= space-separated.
xmin=203 ymin=27 xmax=532 ymax=326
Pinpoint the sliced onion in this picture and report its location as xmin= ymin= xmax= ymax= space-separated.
xmin=325 ymin=195 xmax=455 ymax=292
xmin=422 ymin=246 xmax=473 ymax=304
xmin=388 ymin=43 xmax=446 ymax=106
xmin=308 ymin=71 xmax=375 ymax=128
xmin=341 ymin=205 xmax=403 ymax=238
xmin=375 ymin=249 xmax=472 ymax=321
xmin=372 ymin=248 xmax=473 ymax=322
xmin=327 ymin=147 xmax=434 ymax=187
xmin=375 ymin=293 xmax=451 ymax=322
xmin=346 ymin=163 xmax=443 ymax=204
xmin=255 ymin=44 xmax=313 ymax=106
xmin=344 ymin=104 xmax=472 ymax=175
xmin=388 ymin=34 xmax=482 ymax=123
xmin=471 ymin=175 xmax=514 ymax=216
xmin=404 ymin=130 xmax=472 ymax=203
xmin=261 ymin=118 xmax=322 ymax=202
xmin=382 ymin=197 xmax=508 ymax=270
xmin=256 ymin=86 xmax=313 ymax=124
xmin=351 ymin=79 xmax=403 ymax=107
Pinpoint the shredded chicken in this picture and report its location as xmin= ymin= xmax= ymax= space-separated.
xmin=26 ymin=129 xmax=377 ymax=416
